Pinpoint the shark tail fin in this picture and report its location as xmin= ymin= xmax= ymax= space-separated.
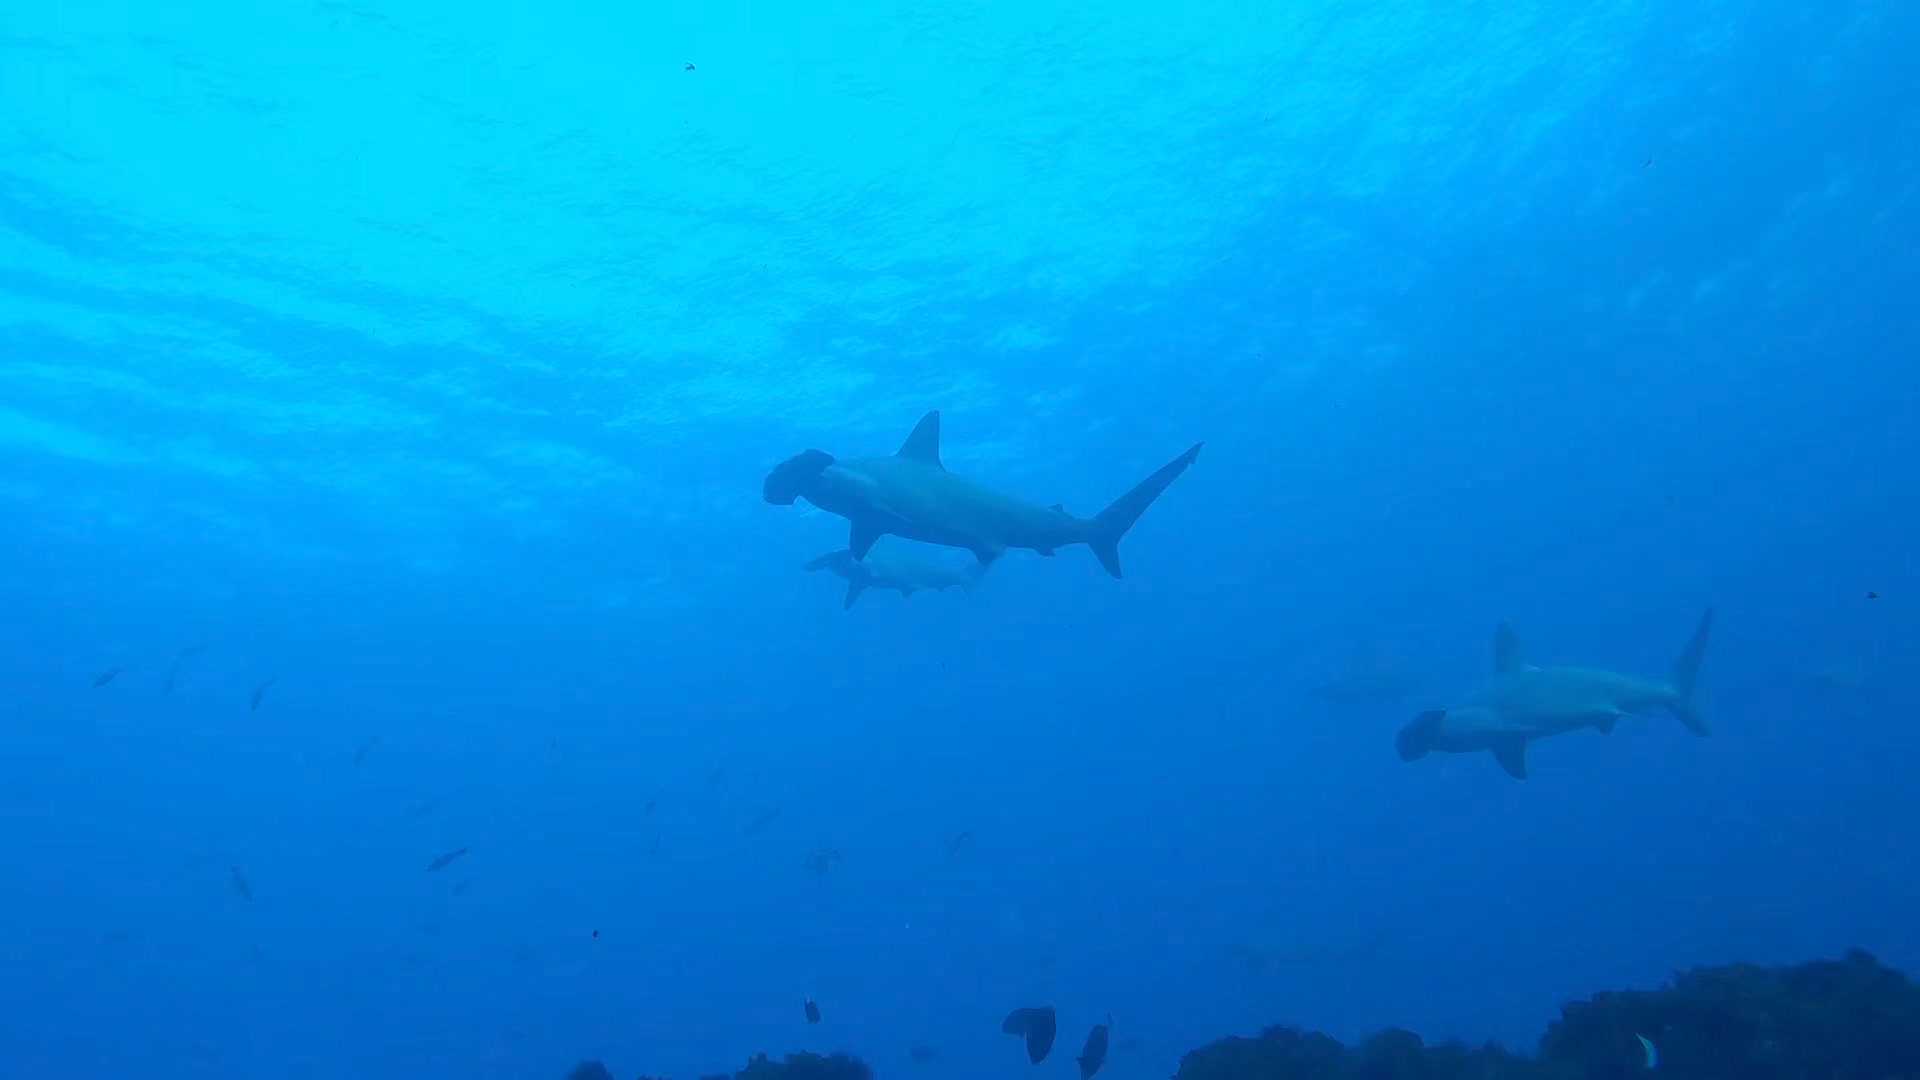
xmin=1086 ymin=442 xmax=1204 ymax=578
xmin=1669 ymin=607 xmax=1716 ymax=736
xmin=1396 ymin=710 xmax=1445 ymax=761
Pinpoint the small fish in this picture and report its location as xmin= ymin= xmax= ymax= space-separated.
xmin=644 ymin=795 xmax=659 ymax=815
xmin=180 ymin=641 xmax=211 ymax=659
xmin=1867 ymin=591 xmax=1879 ymax=599
xmin=743 ymin=806 xmax=781 ymax=836
xmin=229 ymin=866 xmax=253 ymax=902
xmin=804 ymin=998 xmax=821 ymax=1024
xmin=406 ymin=799 xmax=439 ymax=820
xmin=591 ymin=928 xmax=599 ymax=939
xmin=649 ymin=828 xmax=663 ymax=855
xmin=163 ymin=664 xmax=180 ymax=695
xmin=684 ymin=61 xmax=696 ymax=71
xmin=548 ymin=734 xmax=558 ymax=760
xmin=249 ymin=677 xmax=278 ymax=712
xmin=947 ymin=830 xmax=971 ymax=857
xmin=451 ymin=879 xmax=472 ymax=896
xmin=1636 ymin=1033 xmax=1657 ymax=1069
xmin=352 ymin=737 xmax=380 ymax=766
xmin=1002 ymin=1006 xmax=1057 ymax=1064
xmin=1077 ymin=1022 xmax=1110 ymax=1080
xmin=805 ymin=848 xmax=842 ymax=876
xmin=426 ymin=846 xmax=469 ymax=872
xmin=908 ymin=1046 xmax=937 ymax=1064
xmin=92 ymin=666 xmax=125 ymax=688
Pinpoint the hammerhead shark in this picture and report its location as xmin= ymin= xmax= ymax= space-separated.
xmin=763 ymin=411 xmax=1203 ymax=577
xmin=805 ymin=540 xmax=989 ymax=610
xmin=1395 ymin=609 xmax=1716 ymax=780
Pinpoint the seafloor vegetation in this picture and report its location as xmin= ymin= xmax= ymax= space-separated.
xmin=568 ymin=950 xmax=1920 ymax=1079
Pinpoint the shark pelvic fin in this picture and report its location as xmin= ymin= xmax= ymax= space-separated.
xmin=849 ymin=520 xmax=884 ymax=559
xmin=1491 ymin=737 xmax=1529 ymax=780
xmin=1087 ymin=442 xmax=1203 ymax=578
xmin=900 ymin=586 xmax=916 ymax=598
xmin=1669 ymin=607 xmax=1715 ymax=736
xmin=970 ymin=541 xmax=1005 ymax=566
xmin=1494 ymin=622 xmax=1526 ymax=674
xmin=897 ymin=411 xmax=944 ymax=469
xmin=842 ymin=581 xmax=866 ymax=611
xmin=804 ymin=550 xmax=851 ymax=572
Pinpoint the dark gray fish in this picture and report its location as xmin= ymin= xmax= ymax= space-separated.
xmin=908 ymin=1046 xmax=937 ymax=1064
xmin=947 ymin=830 xmax=971 ymax=856
xmin=451 ymin=879 xmax=472 ymax=896
xmin=180 ymin=641 xmax=211 ymax=659
xmin=805 ymin=848 xmax=842 ymax=876
xmin=743 ymin=806 xmax=781 ymax=836
xmin=644 ymin=794 xmax=659 ymax=815
xmin=1077 ymin=1022 xmax=1109 ymax=1080
xmin=352 ymin=737 xmax=380 ymax=766
xmin=427 ymin=845 xmax=469 ymax=872
xmin=249 ymin=677 xmax=278 ymax=712
xmin=163 ymin=664 xmax=180 ymax=695
xmin=229 ymin=866 xmax=253 ymax=901
xmin=649 ymin=828 xmax=663 ymax=855
xmin=707 ymin=764 xmax=728 ymax=789
xmin=1002 ymin=1005 xmax=1057 ymax=1064
xmin=92 ymin=666 xmax=125 ymax=688
xmin=804 ymin=997 xmax=821 ymax=1024
xmin=406 ymin=799 xmax=439 ymax=820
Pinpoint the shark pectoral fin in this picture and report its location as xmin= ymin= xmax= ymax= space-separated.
xmin=1494 ymin=622 xmax=1526 ymax=674
xmin=900 ymin=586 xmax=916 ymax=598
xmin=969 ymin=542 xmax=1005 ymax=566
xmin=849 ymin=520 xmax=885 ymax=559
xmin=1490 ymin=737 xmax=1529 ymax=780
xmin=842 ymin=581 xmax=866 ymax=611
xmin=896 ymin=411 xmax=944 ymax=469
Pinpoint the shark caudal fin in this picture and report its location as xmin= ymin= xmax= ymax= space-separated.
xmin=1669 ymin=607 xmax=1716 ymax=736
xmin=1086 ymin=442 xmax=1204 ymax=579
xmin=1396 ymin=710 xmax=1446 ymax=762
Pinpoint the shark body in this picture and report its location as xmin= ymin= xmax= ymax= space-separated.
xmin=805 ymin=540 xmax=989 ymax=610
xmin=1396 ymin=609 xmax=1716 ymax=779
xmin=764 ymin=411 xmax=1202 ymax=578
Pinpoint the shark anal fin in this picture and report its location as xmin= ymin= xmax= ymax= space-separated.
xmin=804 ymin=550 xmax=851 ymax=572
xmin=849 ymin=520 xmax=884 ymax=559
xmin=896 ymin=411 xmax=944 ymax=469
xmin=842 ymin=581 xmax=866 ymax=611
xmin=1491 ymin=737 xmax=1529 ymax=780
xmin=1494 ymin=622 xmax=1526 ymax=674
xmin=1594 ymin=710 xmax=1624 ymax=735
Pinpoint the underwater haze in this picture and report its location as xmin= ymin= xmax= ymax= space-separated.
xmin=3 ymin=1 xmax=1918 ymax=1078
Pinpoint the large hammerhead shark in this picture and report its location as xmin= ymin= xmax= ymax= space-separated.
xmin=1395 ymin=609 xmax=1717 ymax=780
xmin=763 ymin=411 xmax=1202 ymax=578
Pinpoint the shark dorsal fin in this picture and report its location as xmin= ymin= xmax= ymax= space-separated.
xmin=1494 ymin=622 xmax=1526 ymax=674
xmin=897 ymin=411 xmax=943 ymax=469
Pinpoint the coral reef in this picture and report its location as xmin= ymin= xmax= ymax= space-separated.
xmin=583 ymin=952 xmax=1920 ymax=1079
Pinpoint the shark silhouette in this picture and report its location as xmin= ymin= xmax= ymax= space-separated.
xmin=804 ymin=539 xmax=989 ymax=610
xmin=1396 ymin=609 xmax=1716 ymax=779
xmin=764 ymin=411 xmax=1202 ymax=577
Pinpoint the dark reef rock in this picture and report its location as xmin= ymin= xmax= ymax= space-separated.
xmin=1170 ymin=950 xmax=1920 ymax=1079
xmin=734 ymin=1051 xmax=873 ymax=1080
xmin=595 ymin=952 xmax=1920 ymax=1080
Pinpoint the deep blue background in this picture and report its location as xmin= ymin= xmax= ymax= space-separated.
xmin=2 ymin=2 xmax=1916 ymax=1078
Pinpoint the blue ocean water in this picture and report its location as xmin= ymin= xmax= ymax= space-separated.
xmin=3 ymin=1 xmax=1917 ymax=1077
